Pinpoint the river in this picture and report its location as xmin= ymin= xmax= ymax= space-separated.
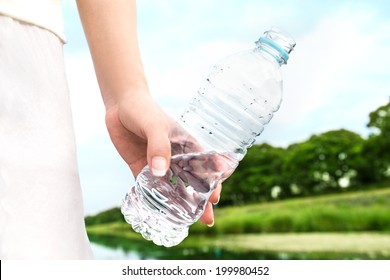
xmin=88 ymin=236 xmax=388 ymax=260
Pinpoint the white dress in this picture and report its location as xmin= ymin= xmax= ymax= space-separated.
xmin=0 ymin=15 xmax=93 ymax=259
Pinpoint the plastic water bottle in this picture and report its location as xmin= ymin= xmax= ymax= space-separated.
xmin=121 ymin=28 xmax=296 ymax=247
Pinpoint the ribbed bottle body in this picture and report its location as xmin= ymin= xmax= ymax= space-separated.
xmin=180 ymin=49 xmax=283 ymax=161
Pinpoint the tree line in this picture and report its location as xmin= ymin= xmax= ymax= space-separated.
xmin=220 ymin=100 xmax=390 ymax=206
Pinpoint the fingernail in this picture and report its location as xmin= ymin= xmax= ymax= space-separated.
xmin=207 ymin=220 xmax=214 ymax=227
xmin=151 ymin=156 xmax=167 ymax=177
xmin=213 ymin=196 xmax=220 ymax=206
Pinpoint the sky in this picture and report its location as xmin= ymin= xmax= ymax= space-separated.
xmin=61 ymin=0 xmax=390 ymax=216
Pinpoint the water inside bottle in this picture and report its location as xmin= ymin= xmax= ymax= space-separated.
xmin=135 ymin=151 xmax=238 ymax=224
xmin=121 ymin=150 xmax=238 ymax=246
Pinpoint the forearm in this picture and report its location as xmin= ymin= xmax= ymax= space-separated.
xmin=76 ymin=0 xmax=148 ymax=109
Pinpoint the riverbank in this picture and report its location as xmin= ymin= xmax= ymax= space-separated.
xmin=208 ymin=232 xmax=390 ymax=256
xmin=86 ymin=186 xmax=390 ymax=259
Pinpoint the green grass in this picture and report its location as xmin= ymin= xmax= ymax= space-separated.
xmin=86 ymin=185 xmax=390 ymax=237
xmin=186 ymin=186 xmax=390 ymax=235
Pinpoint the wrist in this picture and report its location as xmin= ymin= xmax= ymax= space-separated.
xmin=102 ymin=82 xmax=150 ymax=112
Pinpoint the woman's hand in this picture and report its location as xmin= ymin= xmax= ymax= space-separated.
xmin=105 ymin=93 xmax=172 ymax=178
xmin=104 ymin=92 xmax=221 ymax=226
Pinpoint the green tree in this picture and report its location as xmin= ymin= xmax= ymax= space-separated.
xmin=282 ymin=129 xmax=364 ymax=196
xmin=368 ymin=101 xmax=390 ymax=135
xmin=359 ymin=101 xmax=390 ymax=182
xmin=221 ymin=143 xmax=285 ymax=205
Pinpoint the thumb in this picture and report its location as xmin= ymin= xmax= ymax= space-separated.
xmin=146 ymin=126 xmax=171 ymax=177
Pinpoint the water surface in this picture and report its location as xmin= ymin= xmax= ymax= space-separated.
xmin=89 ymin=234 xmax=389 ymax=260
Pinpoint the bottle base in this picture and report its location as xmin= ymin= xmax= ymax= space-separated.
xmin=121 ymin=185 xmax=189 ymax=247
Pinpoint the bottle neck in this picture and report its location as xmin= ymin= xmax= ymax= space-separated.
xmin=255 ymin=28 xmax=296 ymax=65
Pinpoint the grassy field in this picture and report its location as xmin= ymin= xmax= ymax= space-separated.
xmin=190 ymin=186 xmax=390 ymax=235
xmin=86 ymin=186 xmax=390 ymax=257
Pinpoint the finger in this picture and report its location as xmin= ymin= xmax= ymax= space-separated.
xmin=209 ymin=182 xmax=222 ymax=204
xmin=199 ymin=202 xmax=214 ymax=227
xmin=146 ymin=126 xmax=171 ymax=177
